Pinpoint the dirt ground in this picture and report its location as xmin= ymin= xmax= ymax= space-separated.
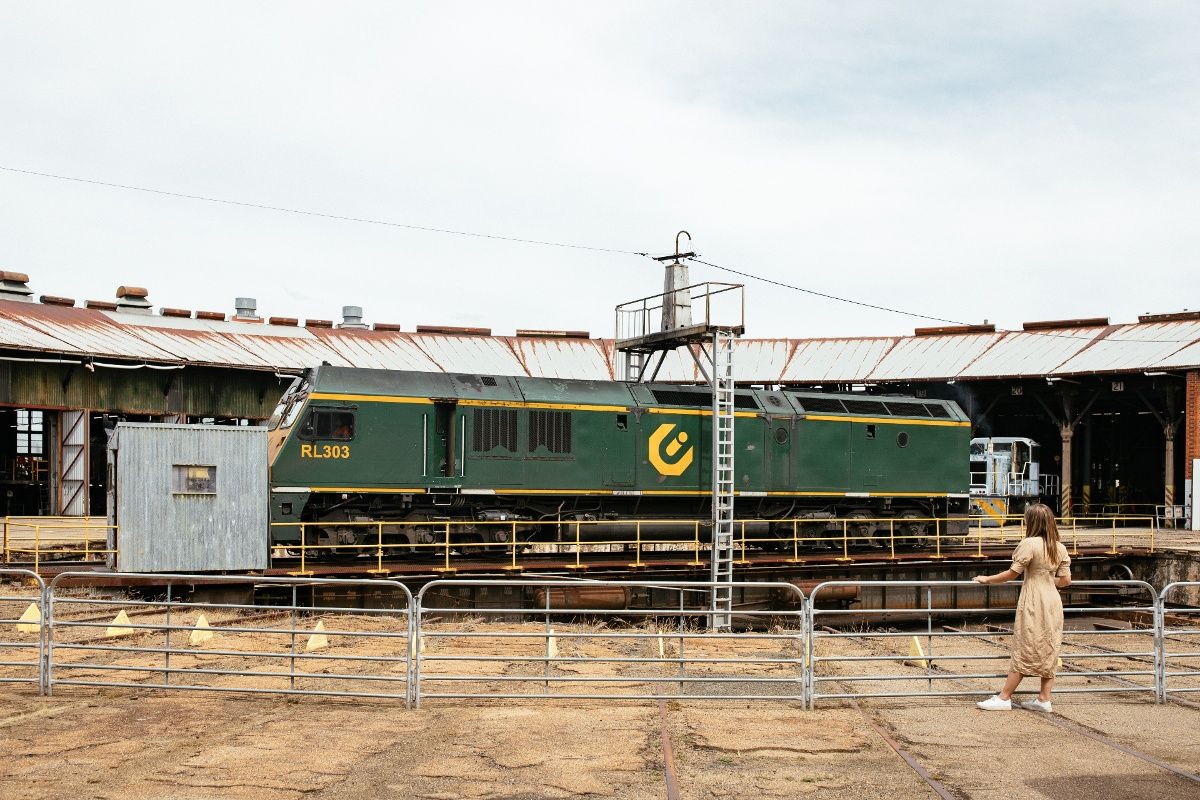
xmin=2 ymin=586 xmax=1199 ymax=798
xmin=2 ymin=690 xmax=1199 ymax=800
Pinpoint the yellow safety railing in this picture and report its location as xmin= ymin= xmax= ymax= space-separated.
xmin=268 ymin=513 xmax=1162 ymax=575
xmin=1 ymin=517 xmax=118 ymax=571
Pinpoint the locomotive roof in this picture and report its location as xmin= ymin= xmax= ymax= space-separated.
xmin=306 ymin=366 xmax=964 ymax=421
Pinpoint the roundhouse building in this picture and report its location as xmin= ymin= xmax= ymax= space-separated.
xmin=0 ymin=271 xmax=1194 ymax=526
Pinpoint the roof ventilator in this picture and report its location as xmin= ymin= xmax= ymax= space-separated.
xmin=339 ymin=305 xmax=368 ymax=330
xmin=115 ymin=285 xmax=152 ymax=314
xmin=234 ymin=297 xmax=261 ymax=321
xmin=0 ymin=271 xmax=34 ymax=302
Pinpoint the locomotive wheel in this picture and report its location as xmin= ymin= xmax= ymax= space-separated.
xmin=456 ymin=533 xmax=485 ymax=557
xmin=846 ymin=512 xmax=880 ymax=548
xmin=896 ymin=512 xmax=928 ymax=548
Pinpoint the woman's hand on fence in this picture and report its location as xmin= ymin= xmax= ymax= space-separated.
xmin=973 ymin=575 xmax=989 ymax=584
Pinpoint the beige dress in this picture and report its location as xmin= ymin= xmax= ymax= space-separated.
xmin=1008 ymin=536 xmax=1071 ymax=678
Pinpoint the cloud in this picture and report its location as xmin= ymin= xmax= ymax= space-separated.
xmin=0 ymin=2 xmax=1196 ymax=340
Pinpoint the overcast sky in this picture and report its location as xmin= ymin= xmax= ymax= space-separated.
xmin=1 ymin=3 xmax=1197 ymax=340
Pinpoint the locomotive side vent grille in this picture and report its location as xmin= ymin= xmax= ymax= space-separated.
xmin=529 ymin=410 xmax=572 ymax=454
xmin=651 ymin=389 xmax=758 ymax=411
xmin=795 ymin=396 xmax=847 ymax=413
xmin=925 ymin=403 xmax=952 ymax=419
xmin=532 ymin=410 xmax=573 ymax=453
xmin=841 ymin=398 xmax=889 ymax=415
xmin=472 ymin=408 xmax=518 ymax=452
xmin=883 ymin=401 xmax=933 ymax=417
xmin=481 ymin=376 xmax=498 ymax=386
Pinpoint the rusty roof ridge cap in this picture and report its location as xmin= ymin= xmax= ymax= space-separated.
xmin=861 ymin=335 xmax=905 ymax=383
xmin=497 ymin=333 xmax=532 ymax=377
xmin=955 ymin=328 xmax=1014 ymax=376
xmin=776 ymin=338 xmax=803 ymax=383
xmin=403 ymin=329 xmax=447 ymax=373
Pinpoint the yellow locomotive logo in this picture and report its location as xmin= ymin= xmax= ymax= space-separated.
xmin=648 ymin=423 xmax=694 ymax=476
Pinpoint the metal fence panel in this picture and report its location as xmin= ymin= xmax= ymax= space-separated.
xmin=0 ymin=568 xmax=45 ymax=692
xmin=46 ymin=572 xmax=413 ymax=705
xmin=414 ymin=579 xmax=806 ymax=706
xmin=807 ymin=579 xmax=1161 ymax=709
xmin=1159 ymin=582 xmax=1200 ymax=702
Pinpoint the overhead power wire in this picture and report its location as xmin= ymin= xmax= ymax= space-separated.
xmin=687 ymin=256 xmax=1198 ymax=344
xmin=5 ymin=164 xmax=1195 ymax=344
xmin=0 ymin=165 xmax=647 ymax=256
xmin=687 ymin=257 xmax=969 ymax=326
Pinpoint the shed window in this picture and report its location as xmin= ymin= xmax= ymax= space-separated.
xmin=528 ymin=410 xmax=572 ymax=454
xmin=172 ymin=465 xmax=216 ymax=495
xmin=300 ymin=409 xmax=355 ymax=440
xmin=15 ymin=409 xmax=43 ymax=455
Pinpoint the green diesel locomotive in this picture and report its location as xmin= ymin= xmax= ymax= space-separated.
xmin=268 ymin=366 xmax=971 ymax=552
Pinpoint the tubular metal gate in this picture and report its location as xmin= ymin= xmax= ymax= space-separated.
xmin=4 ymin=573 xmax=1197 ymax=706
xmin=1160 ymin=582 xmax=1200 ymax=701
xmin=414 ymin=579 xmax=806 ymax=706
xmin=0 ymin=568 xmax=45 ymax=691
xmin=46 ymin=572 xmax=414 ymax=705
xmin=806 ymin=579 xmax=1160 ymax=708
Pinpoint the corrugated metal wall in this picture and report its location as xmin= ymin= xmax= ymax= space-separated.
xmin=0 ymin=360 xmax=286 ymax=418
xmin=110 ymin=423 xmax=267 ymax=572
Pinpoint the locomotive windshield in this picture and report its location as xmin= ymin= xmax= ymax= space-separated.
xmin=267 ymin=377 xmax=307 ymax=431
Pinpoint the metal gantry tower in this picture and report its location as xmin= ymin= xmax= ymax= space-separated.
xmin=614 ymin=232 xmax=745 ymax=630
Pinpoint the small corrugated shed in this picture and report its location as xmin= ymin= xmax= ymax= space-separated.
xmin=108 ymin=423 xmax=267 ymax=572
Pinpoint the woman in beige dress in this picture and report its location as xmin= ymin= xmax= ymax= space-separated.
xmin=972 ymin=503 xmax=1072 ymax=712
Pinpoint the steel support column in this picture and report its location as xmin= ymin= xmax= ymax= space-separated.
xmin=1036 ymin=390 xmax=1098 ymax=519
xmin=1059 ymin=424 xmax=1074 ymax=518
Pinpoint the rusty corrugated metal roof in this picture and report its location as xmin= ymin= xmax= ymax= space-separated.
xmin=780 ymin=337 xmax=896 ymax=384
xmin=1 ymin=297 xmax=1199 ymax=382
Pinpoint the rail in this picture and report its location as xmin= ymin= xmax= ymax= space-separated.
xmin=1159 ymin=582 xmax=1200 ymax=702
xmin=413 ymin=578 xmax=805 ymax=706
xmin=0 ymin=568 xmax=45 ymax=691
xmin=806 ymin=579 xmax=1160 ymax=709
xmin=45 ymin=572 xmax=414 ymax=705
xmin=2 ymin=518 xmax=116 ymax=570
xmin=268 ymin=514 xmax=1162 ymax=574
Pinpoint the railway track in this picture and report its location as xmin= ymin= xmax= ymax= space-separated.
xmin=816 ymin=622 xmax=1200 ymax=793
xmin=942 ymin=620 xmax=1200 ymax=711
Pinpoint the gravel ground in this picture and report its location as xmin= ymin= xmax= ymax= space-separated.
xmin=2 ymin=584 xmax=1199 ymax=798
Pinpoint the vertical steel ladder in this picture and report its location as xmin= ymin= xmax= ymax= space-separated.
xmin=621 ymin=351 xmax=644 ymax=383
xmin=709 ymin=329 xmax=736 ymax=630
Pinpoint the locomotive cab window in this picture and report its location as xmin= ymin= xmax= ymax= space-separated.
xmin=865 ymin=424 xmax=876 ymax=439
xmin=300 ymin=408 xmax=356 ymax=440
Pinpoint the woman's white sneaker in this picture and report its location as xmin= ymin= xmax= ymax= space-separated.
xmin=975 ymin=695 xmax=1012 ymax=711
xmin=1019 ymin=699 xmax=1053 ymax=713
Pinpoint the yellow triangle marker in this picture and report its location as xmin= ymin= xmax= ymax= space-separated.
xmin=105 ymin=610 xmax=134 ymax=638
xmin=904 ymin=636 xmax=929 ymax=669
xmin=409 ymin=636 xmax=426 ymax=658
xmin=189 ymin=614 xmax=215 ymax=646
xmin=15 ymin=603 xmax=41 ymax=634
xmin=657 ymin=630 xmax=665 ymax=659
xmin=547 ymin=628 xmax=558 ymax=659
xmin=1058 ymin=657 xmax=1064 ymax=670
xmin=305 ymin=620 xmax=329 ymax=652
